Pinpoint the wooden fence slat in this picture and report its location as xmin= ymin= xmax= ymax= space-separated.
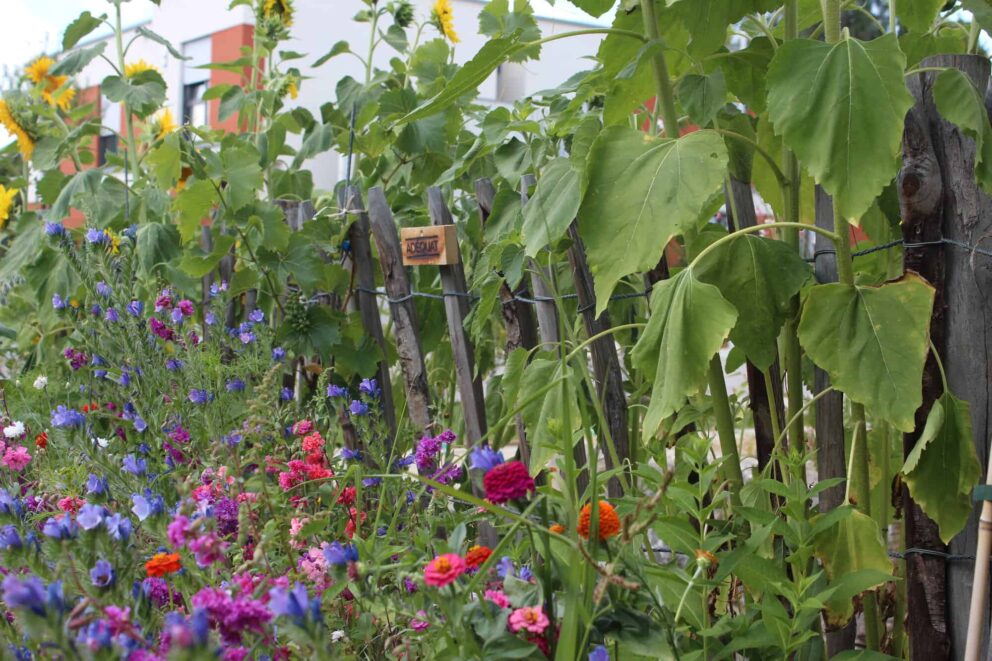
xmin=566 ymin=223 xmax=628 ymax=498
xmin=521 ymin=175 xmax=560 ymax=348
xmin=427 ymin=187 xmax=487 ymax=445
xmin=341 ymin=187 xmax=397 ymax=438
xmin=367 ymin=187 xmax=433 ymax=432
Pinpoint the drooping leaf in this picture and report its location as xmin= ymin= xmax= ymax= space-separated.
xmin=695 ymin=234 xmax=811 ymax=370
xmin=561 ymin=0 xmax=616 ymax=17
xmin=813 ymin=507 xmax=891 ymax=582
xmin=136 ymin=26 xmax=189 ymax=61
xmin=898 ymin=0 xmax=945 ymax=33
xmin=677 ymin=70 xmax=726 ymax=127
xmin=719 ymin=36 xmax=773 ymax=114
xmin=177 ymin=236 xmax=236 ymax=278
xmin=63 ymin=11 xmax=105 ymax=50
xmin=964 ymin=0 xmax=992 ymax=33
xmin=578 ymin=127 xmax=728 ymax=315
xmin=479 ymin=0 xmax=541 ymax=61
xmin=313 ymin=41 xmax=350 ymax=67
xmin=51 ymin=43 xmax=107 ymax=77
xmin=49 ymin=169 xmax=102 ymax=220
xmin=145 ymin=133 xmax=181 ymax=189
xmin=932 ymin=68 xmax=992 ymax=195
xmin=899 ymin=30 xmax=967 ymax=68
xmin=822 ymin=569 xmax=894 ymax=627
xmin=218 ymin=144 xmax=264 ymax=211
xmin=903 ymin=392 xmax=981 ymax=543
xmin=631 ymin=269 xmax=738 ymax=436
xmin=136 ymin=222 xmax=181 ymax=274
xmin=101 ymin=70 xmax=168 ymax=119
xmin=517 ymin=358 xmax=579 ymax=475
xmin=766 ymin=34 xmax=914 ymax=221
xmin=521 ymin=158 xmax=580 ymax=257
xmin=172 ymin=179 xmax=217 ymax=243
xmin=398 ymin=33 xmax=524 ymax=125
xmin=798 ymin=274 xmax=935 ymax=432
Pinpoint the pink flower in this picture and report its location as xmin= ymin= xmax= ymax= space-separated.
xmin=167 ymin=515 xmax=192 ymax=549
xmin=484 ymin=589 xmax=511 ymax=609
xmin=57 ymin=496 xmax=85 ymax=513
xmin=2 ymin=445 xmax=32 ymax=472
xmin=423 ymin=553 xmax=466 ymax=587
xmin=189 ymin=532 xmax=230 ymax=567
xmin=482 ymin=461 xmax=535 ymax=504
xmin=302 ymin=432 xmax=323 ymax=453
xmin=292 ymin=420 xmax=315 ymax=437
xmin=411 ymin=610 xmax=430 ymax=631
xmin=508 ymin=606 xmax=549 ymax=634
xmin=289 ymin=517 xmax=309 ymax=549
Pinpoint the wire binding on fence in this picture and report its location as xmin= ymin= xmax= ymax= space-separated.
xmin=650 ymin=544 xmax=978 ymax=563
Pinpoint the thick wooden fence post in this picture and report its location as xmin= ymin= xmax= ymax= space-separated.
xmin=813 ymin=186 xmax=856 ymax=655
xmin=898 ymin=93 xmax=950 ymax=660
xmin=367 ymin=187 xmax=433 ymax=433
xmin=426 ymin=187 xmax=487 ymax=446
xmin=522 ymin=175 xmax=559 ymax=350
xmin=340 ymin=187 xmax=397 ymax=438
xmin=905 ymin=54 xmax=992 ymax=658
xmin=566 ymin=223 xmax=629 ymax=498
xmin=475 ymin=178 xmax=536 ymax=464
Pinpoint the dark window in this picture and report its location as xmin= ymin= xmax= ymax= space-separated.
xmin=97 ymin=134 xmax=118 ymax=166
xmin=182 ymin=81 xmax=208 ymax=126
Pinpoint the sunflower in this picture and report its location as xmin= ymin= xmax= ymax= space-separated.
xmin=0 ymin=184 xmax=18 ymax=228
xmin=152 ymin=108 xmax=177 ymax=141
xmin=124 ymin=60 xmax=159 ymax=78
xmin=262 ymin=0 xmax=294 ymax=26
xmin=287 ymin=79 xmax=299 ymax=100
xmin=433 ymin=0 xmax=459 ymax=43
xmin=25 ymin=56 xmax=74 ymax=112
xmin=0 ymin=100 xmax=35 ymax=158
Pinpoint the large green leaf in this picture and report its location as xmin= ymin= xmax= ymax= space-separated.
xmin=51 ymin=43 xmax=107 ymax=76
xmin=766 ymin=34 xmax=914 ymax=221
xmin=521 ymin=158 xmax=580 ymax=257
xmin=903 ymin=392 xmax=981 ymax=543
xmin=932 ymin=68 xmax=992 ymax=195
xmin=62 ymin=11 xmax=104 ymax=50
xmin=898 ymin=0 xmax=944 ymax=32
xmin=145 ymin=133 xmax=181 ymax=189
xmin=964 ymin=0 xmax=992 ymax=33
xmin=813 ymin=507 xmax=891 ymax=582
xmin=798 ymin=274 xmax=934 ymax=432
xmin=822 ymin=569 xmax=894 ymax=628
xmin=172 ymin=179 xmax=217 ymax=243
xmin=101 ymin=70 xmax=167 ymax=119
xmin=516 ymin=358 xmax=578 ymax=475
xmin=631 ymin=269 xmax=738 ymax=436
xmin=695 ymin=234 xmax=811 ymax=370
xmin=578 ymin=127 xmax=728 ymax=316
xmin=677 ymin=70 xmax=726 ymax=127
xmin=751 ymin=115 xmax=815 ymax=223
xmin=136 ymin=222 xmax=180 ymax=274
xmin=562 ymin=0 xmax=615 ymax=17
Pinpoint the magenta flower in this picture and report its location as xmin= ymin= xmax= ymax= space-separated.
xmin=2 ymin=446 xmax=32 ymax=472
xmin=508 ymin=606 xmax=549 ymax=634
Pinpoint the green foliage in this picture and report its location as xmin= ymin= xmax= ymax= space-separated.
xmin=933 ymin=67 xmax=992 ymax=195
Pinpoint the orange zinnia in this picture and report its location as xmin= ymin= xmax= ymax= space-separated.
xmin=577 ymin=501 xmax=621 ymax=540
xmin=145 ymin=552 xmax=182 ymax=577
xmin=34 ymin=432 xmax=47 ymax=449
xmin=465 ymin=544 xmax=493 ymax=569
xmin=549 ymin=523 xmax=565 ymax=535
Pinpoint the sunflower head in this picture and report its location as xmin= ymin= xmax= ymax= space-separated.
xmin=0 ymin=97 xmax=36 ymax=159
xmin=0 ymin=184 xmax=19 ymax=228
xmin=151 ymin=108 xmax=177 ymax=141
xmin=25 ymin=57 xmax=55 ymax=85
xmin=261 ymin=0 xmax=294 ymax=26
xmin=432 ymin=0 xmax=459 ymax=43
xmin=125 ymin=60 xmax=159 ymax=78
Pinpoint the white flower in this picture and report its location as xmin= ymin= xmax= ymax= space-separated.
xmin=32 ymin=375 xmax=48 ymax=390
xmin=2 ymin=421 xmax=25 ymax=439
xmin=331 ymin=630 xmax=346 ymax=643
xmin=94 ymin=437 xmax=110 ymax=449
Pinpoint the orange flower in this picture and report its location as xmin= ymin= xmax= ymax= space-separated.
xmin=695 ymin=549 xmax=718 ymax=570
xmin=548 ymin=523 xmax=565 ymax=535
xmin=577 ymin=501 xmax=621 ymax=540
xmin=145 ymin=552 xmax=182 ymax=577
xmin=34 ymin=432 xmax=47 ymax=449
xmin=465 ymin=544 xmax=493 ymax=569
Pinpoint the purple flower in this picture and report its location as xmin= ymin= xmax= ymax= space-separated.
xmin=123 ymin=454 xmax=147 ymax=476
xmin=226 ymin=378 xmax=246 ymax=393
xmin=359 ymin=378 xmax=380 ymax=397
xmin=2 ymin=575 xmax=47 ymax=615
xmin=188 ymin=389 xmax=212 ymax=405
xmin=0 ymin=489 xmax=23 ymax=517
xmin=178 ymin=299 xmax=195 ymax=316
xmin=126 ymin=300 xmax=144 ymax=317
xmin=52 ymin=293 xmax=66 ymax=310
xmin=77 ymin=620 xmax=112 ymax=650
xmin=238 ymin=331 xmax=256 ymax=345
xmin=89 ymin=559 xmax=115 ymax=588
xmin=119 ymin=371 xmax=131 ymax=387
xmin=189 ymin=532 xmax=229 ymax=567
xmin=85 ymin=227 xmax=106 ymax=244
xmin=44 ymin=221 xmax=65 ymax=236
xmin=280 ymin=387 xmax=293 ymax=402
xmin=205 ymin=311 xmax=217 ymax=326
xmin=272 ymin=347 xmax=286 ymax=361
xmin=341 ymin=447 xmax=362 ymax=462
xmin=470 ymin=444 xmax=504 ymax=473
xmin=431 ymin=463 xmax=463 ymax=487
xmin=248 ymin=309 xmax=264 ymax=323
xmin=76 ymin=503 xmax=107 ymax=530
xmin=268 ymin=582 xmax=319 ymax=624
xmin=51 ymin=405 xmax=85 ymax=428
xmin=166 ymin=358 xmax=183 ymax=370
xmin=96 ymin=281 xmax=112 ymax=298
xmin=105 ymin=307 xmax=119 ymax=323
xmin=90 ymin=304 xmax=102 ymax=316
xmin=415 ymin=434 xmax=443 ymax=474
xmin=326 ymin=384 xmax=347 ymax=398
xmin=214 ymin=498 xmax=240 ymax=537
xmin=104 ymin=513 xmax=131 ymax=541
xmin=42 ymin=515 xmax=78 ymax=540
xmin=324 ymin=541 xmax=359 ymax=566
xmin=170 ymin=308 xmax=184 ymax=324
xmin=0 ymin=524 xmax=22 ymax=549
xmin=86 ymin=474 xmax=108 ymax=495
xmin=348 ymin=400 xmax=368 ymax=416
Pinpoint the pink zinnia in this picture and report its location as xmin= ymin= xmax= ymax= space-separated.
xmin=302 ymin=432 xmax=323 ymax=453
xmin=482 ymin=461 xmax=535 ymax=504
xmin=293 ymin=420 xmax=315 ymax=437
xmin=2 ymin=445 xmax=32 ymax=472
xmin=189 ymin=532 xmax=230 ymax=567
xmin=411 ymin=610 xmax=430 ymax=631
xmin=423 ymin=553 xmax=466 ymax=587
xmin=484 ymin=589 xmax=511 ymax=609
xmin=508 ymin=606 xmax=549 ymax=634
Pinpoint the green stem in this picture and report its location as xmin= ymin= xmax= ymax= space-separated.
xmin=114 ymin=3 xmax=139 ymax=175
xmin=709 ymin=355 xmax=744 ymax=503
xmin=688 ymin=221 xmax=837 ymax=271
xmin=968 ymin=19 xmax=981 ymax=54
xmin=821 ymin=0 xmax=842 ymax=44
xmin=639 ymin=0 xmax=680 ymax=137
xmin=537 ymin=28 xmax=647 ymax=47
xmin=889 ymin=0 xmax=897 ymax=33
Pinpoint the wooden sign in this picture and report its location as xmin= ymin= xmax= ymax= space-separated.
xmin=400 ymin=225 xmax=460 ymax=266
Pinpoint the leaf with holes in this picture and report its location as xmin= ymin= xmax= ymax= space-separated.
xmin=798 ymin=274 xmax=934 ymax=432
xmin=766 ymin=34 xmax=914 ymax=221
xmin=631 ymin=269 xmax=738 ymax=437
xmin=578 ymin=127 xmax=728 ymax=316
xmin=903 ymin=392 xmax=981 ymax=543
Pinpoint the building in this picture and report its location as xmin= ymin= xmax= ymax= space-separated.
xmin=59 ymin=0 xmax=607 ymax=189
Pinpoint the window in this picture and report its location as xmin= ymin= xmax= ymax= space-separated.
xmin=183 ymin=36 xmax=212 ymax=127
xmin=97 ymin=134 xmax=118 ymax=166
xmin=182 ymin=81 xmax=208 ymax=125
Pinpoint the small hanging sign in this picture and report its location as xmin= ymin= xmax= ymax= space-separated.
xmin=400 ymin=226 xmax=460 ymax=266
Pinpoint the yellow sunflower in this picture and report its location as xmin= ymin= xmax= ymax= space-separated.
xmin=0 ymin=185 xmax=18 ymax=228
xmin=287 ymin=78 xmax=299 ymax=100
xmin=0 ymin=100 xmax=35 ymax=158
xmin=262 ymin=0 xmax=294 ymax=26
xmin=25 ymin=56 xmax=75 ymax=112
xmin=433 ymin=0 xmax=459 ymax=43
xmin=125 ymin=60 xmax=159 ymax=78
xmin=152 ymin=108 xmax=177 ymax=141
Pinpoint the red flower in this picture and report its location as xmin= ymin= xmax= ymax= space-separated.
xmin=465 ymin=544 xmax=493 ymax=569
xmin=483 ymin=461 xmax=535 ymax=504
xmin=336 ymin=486 xmax=356 ymax=506
xmin=34 ymin=432 xmax=47 ymax=449
xmin=578 ymin=501 xmax=621 ymax=540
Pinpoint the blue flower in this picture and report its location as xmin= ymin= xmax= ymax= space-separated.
xmin=76 ymin=620 xmax=112 ymax=650
xmin=1 ymin=575 xmax=47 ymax=615
xmin=323 ymin=542 xmax=359 ymax=567
xmin=272 ymin=347 xmax=286 ymax=361
xmin=104 ymin=307 xmax=119 ymax=323
xmin=226 ymin=378 xmax=246 ymax=393
xmin=394 ymin=454 xmax=416 ymax=470
xmin=362 ymin=477 xmax=381 ymax=488
xmin=496 ymin=556 xmax=515 ymax=579
xmin=348 ymin=400 xmax=369 ymax=416
xmin=222 ymin=433 xmax=243 ymax=447
xmin=0 ymin=488 xmax=24 ymax=517
xmin=341 ymin=447 xmax=362 ymax=462
xmin=42 ymin=515 xmax=78 ymax=540
xmin=268 ymin=582 xmax=318 ymax=624
xmin=359 ymin=378 xmax=380 ymax=397
xmin=280 ymin=387 xmax=293 ymax=402
xmin=85 ymin=227 xmax=106 ymax=244
xmin=89 ymin=559 xmax=115 ymax=588
xmin=90 ymin=304 xmax=102 ymax=316
xmin=86 ymin=474 xmax=108 ymax=496
xmin=188 ymin=389 xmax=212 ymax=405
xmin=133 ymin=415 xmax=148 ymax=433
xmin=0 ymin=525 xmax=22 ymax=550
xmin=50 ymin=405 xmax=85 ymax=428
xmin=470 ymin=445 xmax=504 ymax=473
xmin=248 ymin=309 xmax=265 ymax=323
xmin=131 ymin=491 xmax=164 ymax=521
xmin=96 ymin=281 xmax=112 ymax=298
xmin=239 ymin=331 xmax=256 ymax=344
xmin=126 ymin=300 xmax=144 ymax=317
xmin=589 ymin=646 xmax=610 ymax=661
xmin=166 ymin=358 xmax=183 ymax=371
xmin=205 ymin=311 xmax=217 ymax=326
xmin=52 ymin=293 xmax=66 ymax=310
xmin=327 ymin=384 xmax=347 ymax=398
xmin=118 ymin=371 xmax=131 ymax=387
xmin=519 ymin=566 xmax=534 ymax=581
xmin=104 ymin=513 xmax=132 ymax=541
xmin=122 ymin=454 xmax=147 ymax=476
xmin=76 ymin=504 xmax=107 ymax=530
xmin=44 ymin=221 xmax=65 ymax=236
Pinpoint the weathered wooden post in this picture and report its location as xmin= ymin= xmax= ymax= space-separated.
xmin=340 ymin=187 xmax=397 ymax=438
xmin=521 ymin=175 xmax=559 ymax=351
xmin=367 ymin=187 xmax=433 ymax=433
